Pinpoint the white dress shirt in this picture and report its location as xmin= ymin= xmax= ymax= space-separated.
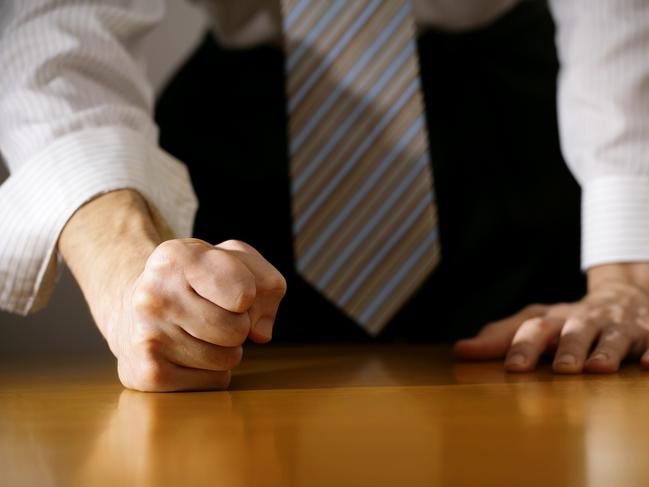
xmin=1 ymin=0 xmax=648 ymax=315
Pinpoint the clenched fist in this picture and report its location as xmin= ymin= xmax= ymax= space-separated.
xmin=112 ymin=239 xmax=287 ymax=391
xmin=59 ymin=191 xmax=287 ymax=392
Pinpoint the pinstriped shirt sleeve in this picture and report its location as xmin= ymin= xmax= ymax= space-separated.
xmin=550 ymin=0 xmax=649 ymax=270
xmin=0 ymin=0 xmax=198 ymax=315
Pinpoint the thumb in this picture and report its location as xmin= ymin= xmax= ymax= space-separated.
xmin=453 ymin=305 xmax=547 ymax=360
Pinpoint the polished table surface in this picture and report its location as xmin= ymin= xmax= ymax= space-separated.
xmin=1 ymin=345 xmax=649 ymax=487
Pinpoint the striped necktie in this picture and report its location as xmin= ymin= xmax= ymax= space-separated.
xmin=282 ymin=0 xmax=441 ymax=336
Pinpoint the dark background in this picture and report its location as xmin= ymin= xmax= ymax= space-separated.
xmin=0 ymin=1 xmax=584 ymax=353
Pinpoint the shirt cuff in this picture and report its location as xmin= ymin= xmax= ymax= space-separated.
xmin=0 ymin=126 xmax=198 ymax=315
xmin=582 ymin=175 xmax=649 ymax=270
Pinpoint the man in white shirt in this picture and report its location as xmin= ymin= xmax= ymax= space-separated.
xmin=1 ymin=0 xmax=649 ymax=392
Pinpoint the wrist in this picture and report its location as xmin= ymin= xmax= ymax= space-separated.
xmin=587 ymin=262 xmax=649 ymax=296
xmin=59 ymin=189 xmax=162 ymax=342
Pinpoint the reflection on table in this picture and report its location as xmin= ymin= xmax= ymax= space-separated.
xmin=1 ymin=345 xmax=648 ymax=487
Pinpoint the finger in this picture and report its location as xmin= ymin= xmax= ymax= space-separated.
xmin=453 ymin=321 xmax=519 ymax=360
xmin=552 ymin=316 xmax=602 ymax=374
xmin=454 ymin=305 xmax=547 ymax=360
xmin=640 ymin=345 xmax=649 ymax=370
xmin=505 ymin=317 xmax=563 ymax=372
xmin=182 ymin=242 xmax=257 ymax=313
xmin=163 ymin=328 xmax=244 ymax=372
xmin=216 ymin=240 xmax=287 ymax=342
xmin=121 ymin=359 xmax=232 ymax=392
xmin=585 ymin=326 xmax=634 ymax=374
xmin=215 ymin=240 xmax=286 ymax=299
xmin=215 ymin=239 xmax=264 ymax=258
xmin=171 ymin=288 xmax=251 ymax=347
xmin=134 ymin=275 xmax=252 ymax=347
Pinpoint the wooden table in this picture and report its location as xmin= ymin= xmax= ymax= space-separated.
xmin=1 ymin=345 xmax=648 ymax=487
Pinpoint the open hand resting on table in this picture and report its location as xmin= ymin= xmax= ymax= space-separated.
xmin=455 ymin=263 xmax=649 ymax=373
xmin=59 ymin=190 xmax=286 ymax=392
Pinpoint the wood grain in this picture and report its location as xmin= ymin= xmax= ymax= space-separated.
xmin=1 ymin=345 xmax=648 ymax=487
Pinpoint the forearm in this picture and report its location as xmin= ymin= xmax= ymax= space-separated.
xmin=59 ymin=189 xmax=161 ymax=345
xmin=550 ymin=0 xmax=649 ymax=272
xmin=0 ymin=2 xmax=197 ymax=316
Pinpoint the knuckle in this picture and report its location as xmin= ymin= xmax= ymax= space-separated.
xmin=224 ymin=314 xmax=251 ymax=345
xmin=208 ymin=248 xmax=235 ymax=270
xmin=132 ymin=286 xmax=169 ymax=317
xmin=221 ymin=346 xmax=244 ymax=369
xmin=216 ymin=370 xmax=233 ymax=390
xmin=266 ymin=271 xmax=287 ymax=298
xmin=212 ymin=249 xmax=243 ymax=274
xmin=196 ymin=308 xmax=220 ymax=330
xmin=606 ymin=304 xmax=627 ymax=323
xmin=534 ymin=320 xmax=554 ymax=334
xmin=117 ymin=360 xmax=137 ymax=390
xmin=522 ymin=317 xmax=547 ymax=331
xmin=602 ymin=324 xmax=625 ymax=340
xmin=136 ymin=359 xmax=170 ymax=391
xmin=559 ymin=332 xmax=590 ymax=350
xmin=586 ymin=307 xmax=607 ymax=320
xmin=118 ymin=350 xmax=169 ymax=392
xmin=235 ymin=281 xmax=257 ymax=310
xmin=198 ymin=309 xmax=250 ymax=346
xmin=220 ymin=239 xmax=251 ymax=252
xmin=133 ymin=336 xmax=165 ymax=358
xmin=210 ymin=253 xmax=257 ymax=305
xmin=148 ymin=240 xmax=185 ymax=270
xmin=563 ymin=316 xmax=588 ymax=329
xmin=156 ymin=239 xmax=185 ymax=256
xmin=227 ymin=275 xmax=256 ymax=311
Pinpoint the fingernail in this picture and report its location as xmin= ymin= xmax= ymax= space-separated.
xmin=589 ymin=352 xmax=608 ymax=362
xmin=556 ymin=353 xmax=576 ymax=366
xmin=254 ymin=317 xmax=273 ymax=341
xmin=507 ymin=353 xmax=526 ymax=366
